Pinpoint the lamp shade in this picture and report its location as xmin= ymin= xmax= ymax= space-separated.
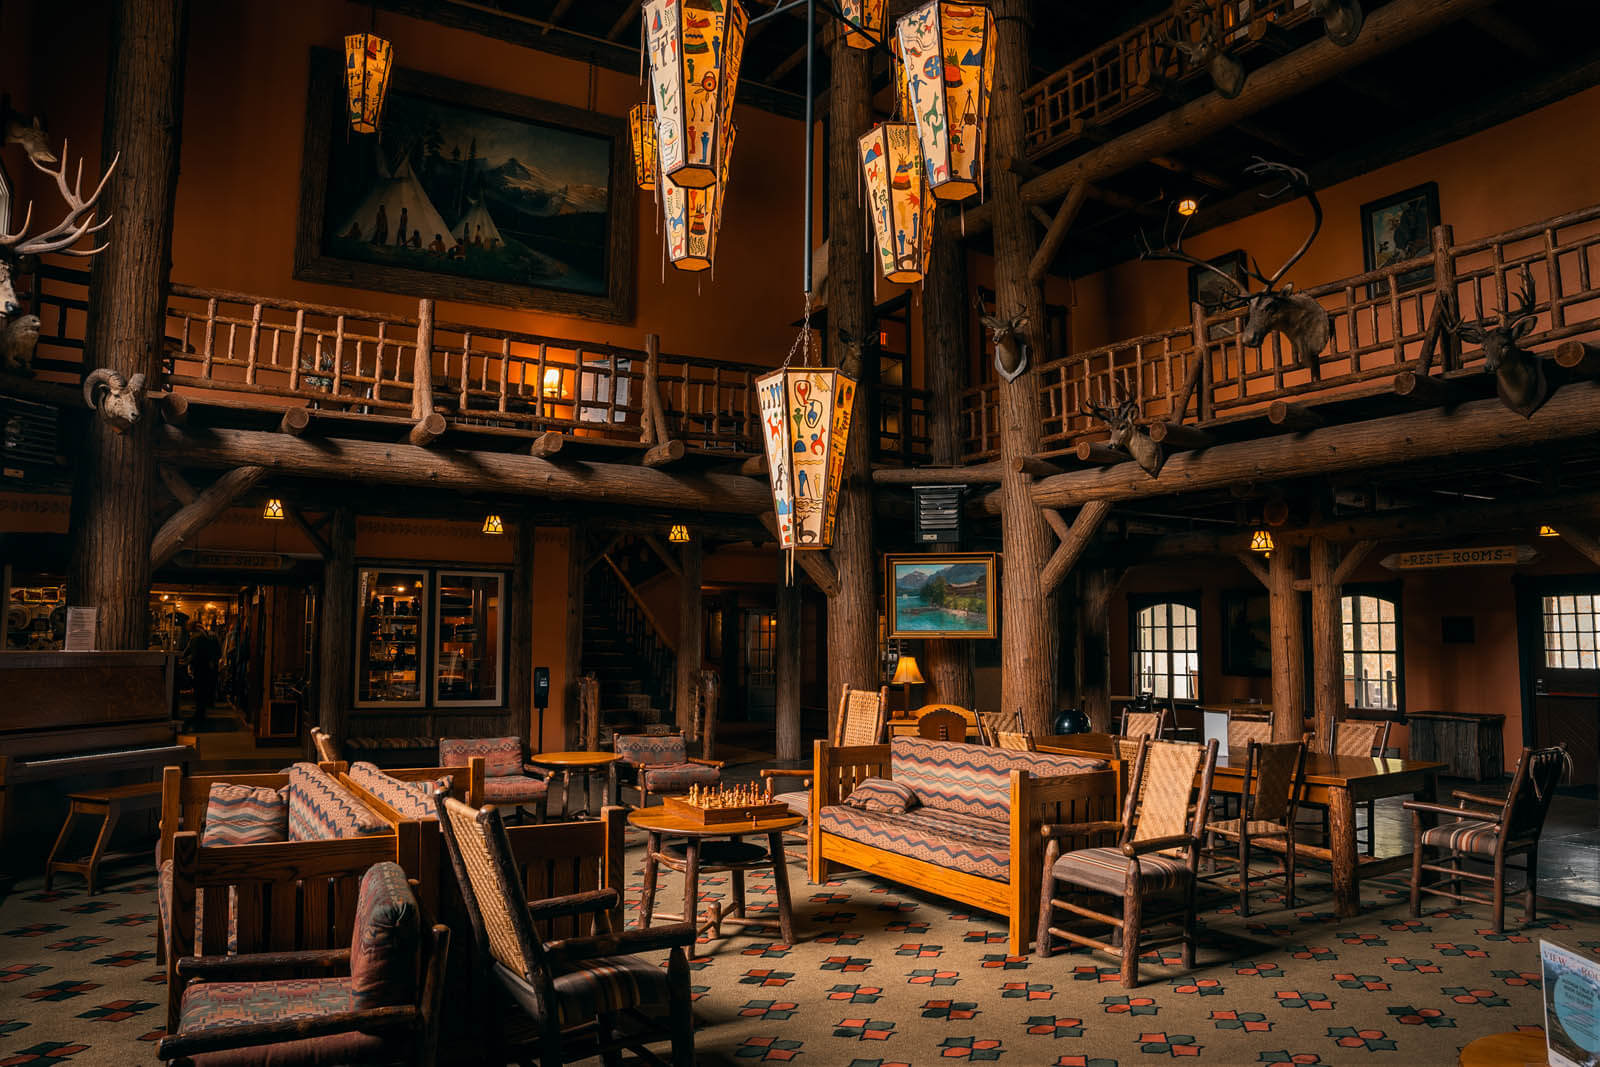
xmin=859 ymin=122 xmax=933 ymax=284
xmin=343 ymin=33 xmax=393 ymax=136
xmin=895 ymin=1 xmax=996 ymax=202
xmin=482 ymin=514 xmax=505 ymax=535
xmin=630 ymin=102 xmax=658 ymax=190
xmin=668 ymin=523 xmax=691 ymax=543
xmin=643 ymin=0 xmax=747 ymax=192
xmin=263 ymin=498 xmax=285 ymax=521
xmin=1249 ymin=528 xmax=1274 ymax=556
xmin=891 ymin=654 xmax=925 ymax=686
xmin=662 ymin=122 xmax=735 ymax=272
xmin=840 ymin=0 xmax=888 ymax=48
xmin=756 ymin=366 xmax=859 ymax=550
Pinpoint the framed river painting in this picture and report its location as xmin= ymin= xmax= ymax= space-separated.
xmin=885 ymin=553 xmax=998 ymax=639
xmin=295 ymin=48 xmax=635 ymax=323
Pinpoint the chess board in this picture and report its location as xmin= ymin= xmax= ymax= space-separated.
xmin=660 ymin=794 xmax=792 ymax=825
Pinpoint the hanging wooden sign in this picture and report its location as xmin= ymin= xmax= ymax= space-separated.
xmin=1380 ymin=544 xmax=1536 ymax=570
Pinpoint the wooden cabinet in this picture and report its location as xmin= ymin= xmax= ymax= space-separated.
xmin=1407 ymin=710 xmax=1504 ymax=782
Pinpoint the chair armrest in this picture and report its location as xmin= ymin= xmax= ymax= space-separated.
xmin=175 ymin=948 xmax=351 ymax=979
xmin=759 ymin=768 xmax=811 ymax=786
xmin=1041 ymin=820 xmax=1123 ymax=840
xmin=520 ymin=763 xmax=553 ymax=779
xmin=158 ymin=1006 xmax=417 ymax=1060
xmin=1122 ymin=834 xmax=1194 ymax=857
xmin=1401 ymin=799 xmax=1501 ymax=822
xmin=687 ymin=757 xmax=725 ymax=769
xmin=543 ymin=921 xmax=698 ymax=967
xmin=1450 ymin=789 xmax=1506 ymax=808
xmin=525 ymin=888 xmax=620 ymax=923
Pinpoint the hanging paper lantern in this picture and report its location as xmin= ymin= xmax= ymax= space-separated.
xmin=859 ymin=122 xmax=933 ymax=284
xmin=895 ymin=1 xmax=995 ymax=201
xmin=662 ymin=122 xmax=735 ymax=272
xmin=840 ymin=0 xmax=889 ymax=48
xmin=344 ymin=33 xmax=394 ymax=136
xmin=630 ymin=103 xmax=658 ymax=190
xmin=643 ymin=0 xmax=747 ymax=192
xmin=755 ymin=367 xmax=858 ymax=550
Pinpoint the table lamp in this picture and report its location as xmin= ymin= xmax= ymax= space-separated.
xmin=891 ymin=654 xmax=925 ymax=714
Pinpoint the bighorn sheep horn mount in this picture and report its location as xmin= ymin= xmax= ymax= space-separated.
xmin=0 ymin=135 xmax=119 ymax=379
xmin=1444 ymin=263 xmax=1548 ymax=418
xmin=1310 ymin=0 xmax=1364 ymax=46
xmin=1158 ymin=3 xmax=1246 ymax=100
xmin=83 ymin=368 xmax=146 ymax=434
xmin=1142 ymin=157 xmax=1331 ymax=369
xmin=1082 ymin=373 xmax=1164 ymax=477
xmin=981 ymin=309 xmax=1030 ymax=383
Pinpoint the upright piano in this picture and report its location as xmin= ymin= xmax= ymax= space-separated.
xmin=0 ymin=651 xmax=192 ymax=834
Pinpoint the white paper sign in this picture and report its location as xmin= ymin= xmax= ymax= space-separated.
xmin=64 ymin=607 xmax=97 ymax=652
xmin=1543 ymin=940 xmax=1600 ymax=1067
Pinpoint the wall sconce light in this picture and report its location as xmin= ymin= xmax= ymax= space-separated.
xmin=1176 ymin=196 xmax=1200 ymax=217
xmin=1539 ymin=524 xmax=1559 ymax=537
xmin=263 ymin=498 xmax=285 ymax=520
xmin=668 ymin=523 xmax=690 ymax=544
xmin=482 ymin=514 xmax=505 ymax=536
xmin=1249 ymin=529 xmax=1274 ymax=557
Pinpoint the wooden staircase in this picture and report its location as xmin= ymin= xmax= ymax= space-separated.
xmin=582 ymin=541 xmax=676 ymax=743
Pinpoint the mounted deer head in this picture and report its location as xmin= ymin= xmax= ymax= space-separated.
xmin=3 ymin=114 xmax=57 ymax=166
xmin=981 ymin=309 xmax=1030 ymax=383
xmin=1157 ymin=3 xmax=1246 ymax=99
xmin=1081 ymin=373 xmax=1163 ymax=476
xmin=1444 ymin=264 xmax=1547 ymax=418
xmin=836 ymin=326 xmax=881 ymax=378
xmin=0 ymin=139 xmax=119 ymax=323
xmin=1141 ymin=158 xmax=1330 ymax=368
xmin=83 ymin=367 xmax=146 ymax=433
xmin=1309 ymin=0 xmax=1364 ymax=46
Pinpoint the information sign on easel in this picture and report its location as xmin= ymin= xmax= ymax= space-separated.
xmin=1542 ymin=939 xmax=1600 ymax=1067
xmin=63 ymin=607 xmax=97 ymax=652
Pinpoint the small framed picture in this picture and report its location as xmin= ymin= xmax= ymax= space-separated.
xmin=1361 ymin=182 xmax=1441 ymax=299
xmin=1188 ymin=251 xmax=1247 ymax=341
xmin=884 ymin=552 xmax=998 ymax=640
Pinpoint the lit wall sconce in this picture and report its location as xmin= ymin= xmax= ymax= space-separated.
xmin=542 ymin=368 xmax=563 ymax=398
xmin=1539 ymin=524 xmax=1559 ymax=537
xmin=1249 ymin=529 xmax=1274 ymax=557
xmin=263 ymin=498 xmax=285 ymax=520
xmin=1176 ymin=196 xmax=1200 ymax=217
xmin=668 ymin=523 xmax=690 ymax=544
xmin=482 ymin=514 xmax=505 ymax=536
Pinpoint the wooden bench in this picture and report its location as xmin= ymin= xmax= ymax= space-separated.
xmin=46 ymin=780 xmax=164 ymax=894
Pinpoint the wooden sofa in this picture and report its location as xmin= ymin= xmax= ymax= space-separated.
xmin=810 ymin=737 xmax=1118 ymax=955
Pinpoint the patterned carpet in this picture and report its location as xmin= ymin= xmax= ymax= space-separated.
xmin=0 ymin=838 xmax=1594 ymax=1065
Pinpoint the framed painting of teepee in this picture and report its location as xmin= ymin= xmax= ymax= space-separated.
xmin=295 ymin=49 xmax=635 ymax=323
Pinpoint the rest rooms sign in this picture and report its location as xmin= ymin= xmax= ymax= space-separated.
xmin=1380 ymin=544 xmax=1536 ymax=570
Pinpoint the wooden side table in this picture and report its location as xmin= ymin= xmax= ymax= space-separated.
xmin=1408 ymin=711 xmax=1505 ymax=781
xmin=528 ymin=751 xmax=619 ymax=818
xmin=1457 ymin=1030 xmax=1546 ymax=1066
xmin=46 ymin=781 xmax=163 ymax=894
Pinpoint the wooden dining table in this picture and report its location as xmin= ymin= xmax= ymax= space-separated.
xmin=1037 ymin=733 xmax=1446 ymax=918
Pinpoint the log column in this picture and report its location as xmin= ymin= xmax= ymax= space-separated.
xmin=67 ymin=0 xmax=189 ymax=649
xmin=563 ymin=522 xmax=586 ymax=749
xmin=674 ymin=535 xmax=703 ymax=734
xmin=1269 ymin=545 xmax=1306 ymax=741
xmin=1078 ymin=567 xmax=1118 ymax=732
xmin=921 ymin=203 xmax=974 ymax=708
xmin=824 ymin=29 xmax=879 ymax=714
xmin=508 ymin=517 xmax=535 ymax=752
xmin=775 ymin=558 xmax=802 ymax=760
xmin=316 ymin=507 xmax=356 ymax=745
xmin=1309 ymin=536 xmax=1341 ymax=747
xmin=991 ymin=0 xmax=1057 ymax=733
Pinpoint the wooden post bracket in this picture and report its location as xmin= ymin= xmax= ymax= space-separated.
xmin=150 ymin=466 xmax=266 ymax=571
xmin=285 ymin=504 xmax=332 ymax=561
xmin=641 ymin=533 xmax=685 ymax=578
xmin=1027 ymin=182 xmax=1089 ymax=286
xmin=1236 ymin=551 xmax=1270 ymax=588
xmin=1041 ymin=499 xmax=1112 ymax=596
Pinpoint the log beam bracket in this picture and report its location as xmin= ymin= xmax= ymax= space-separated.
xmin=150 ymin=465 xmax=266 ymax=571
xmin=1041 ymin=500 xmax=1112 ymax=596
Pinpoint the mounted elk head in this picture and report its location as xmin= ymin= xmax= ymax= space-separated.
xmin=981 ymin=309 xmax=1030 ymax=383
xmin=1444 ymin=264 xmax=1547 ymax=418
xmin=835 ymin=327 xmax=881 ymax=379
xmin=1157 ymin=3 xmax=1246 ymax=99
xmin=83 ymin=368 xmax=146 ymax=433
xmin=1309 ymin=0 xmax=1364 ymax=46
xmin=1142 ymin=158 xmax=1330 ymax=368
xmin=1081 ymin=374 xmax=1163 ymax=476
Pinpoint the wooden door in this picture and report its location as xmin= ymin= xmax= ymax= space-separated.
xmin=1517 ymin=578 xmax=1600 ymax=786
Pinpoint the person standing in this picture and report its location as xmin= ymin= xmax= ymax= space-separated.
xmin=184 ymin=620 xmax=222 ymax=726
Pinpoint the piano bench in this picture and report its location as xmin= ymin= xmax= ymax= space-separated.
xmin=46 ymin=781 xmax=163 ymax=895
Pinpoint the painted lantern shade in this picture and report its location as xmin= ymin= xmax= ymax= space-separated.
xmin=343 ymin=33 xmax=394 ymax=136
xmin=895 ymin=1 xmax=996 ymax=201
xmin=859 ymin=122 xmax=933 ymax=284
xmin=630 ymin=103 xmax=658 ymax=190
xmin=662 ymin=122 xmax=735 ymax=272
xmin=643 ymin=0 xmax=748 ymax=192
xmin=756 ymin=367 xmax=859 ymax=550
xmin=840 ymin=0 xmax=888 ymax=48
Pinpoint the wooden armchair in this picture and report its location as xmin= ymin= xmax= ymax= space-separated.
xmin=1203 ymin=740 xmax=1307 ymax=916
xmin=976 ymin=710 xmax=1018 ymax=746
xmin=157 ymin=862 xmax=449 ymax=1067
xmin=1036 ymin=738 xmax=1218 ymax=987
xmin=918 ymin=708 xmax=969 ymax=741
xmin=609 ymin=732 xmax=724 ymax=809
xmin=1405 ymin=744 xmax=1568 ymax=933
xmin=438 ymin=737 xmax=550 ymax=821
xmin=435 ymin=794 xmax=695 ymax=1066
xmin=760 ymin=683 xmax=888 ymax=819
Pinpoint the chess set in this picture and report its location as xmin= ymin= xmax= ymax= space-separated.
xmin=661 ymin=782 xmax=791 ymax=824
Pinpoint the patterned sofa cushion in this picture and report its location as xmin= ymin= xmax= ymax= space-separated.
xmin=285 ymin=763 xmax=388 ymax=842
xmin=200 ymin=783 xmax=288 ymax=846
xmin=481 ymin=774 xmax=549 ymax=804
xmin=844 ymin=777 xmax=920 ymax=815
xmin=890 ymin=737 xmax=1106 ymax=820
xmin=347 ymin=762 xmax=437 ymax=821
xmin=615 ymin=733 xmax=687 ymax=767
xmin=178 ymin=976 xmax=387 ymax=1067
xmin=817 ymin=804 xmax=1014 ymax=881
xmin=439 ymin=736 xmax=522 ymax=779
xmin=640 ymin=761 xmax=719 ymax=793
xmin=350 ymin=862 xmax=420 ymax=1009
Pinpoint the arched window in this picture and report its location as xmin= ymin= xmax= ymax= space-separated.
xmin=1133 ymin=599 xmax=1199 ymax=700
xmin=1341 ymin=590 xmax=1402 ymax=712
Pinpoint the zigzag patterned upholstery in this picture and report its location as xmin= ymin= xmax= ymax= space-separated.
xmin=347 ymin=762 xmax=442 ymax=820
xmin=889 ymin=738 xmax=1106 ymax=820
xmin=639 ymin=761 xmax=719 ymax=792
xmin=817 ymin=805 xmax=1013 ymax=880
xmin=284 ymin=763 xmax=388 ymax=842
xmin=199 ymin=783 xmax=287 ymax=846
xmin=1051 ymin=846 xmax=1191 ymax=895
xmin=843 ymin=777 xmax=920 ymax=815
xmin=1419 ymin=818 xmax=1503 ymax=857
xmin=774 ymin=790 xmax=809 ymax=817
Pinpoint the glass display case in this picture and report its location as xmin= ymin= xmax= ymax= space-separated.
xmin=434 ymin=571 xmax=504 ymax=706
xmin=356 ymin=568 xmax=428 ymax=707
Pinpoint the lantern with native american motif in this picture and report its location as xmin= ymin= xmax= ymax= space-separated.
xmin=859 ymin=122 xmax=932 ymax=284
xmin=895 ymin=1 xmax=995 ymax=201
xmin=840 ymin=0 xmax=888 ymax=48
xmin=630 ymin=103 xmax=658 ymax=190
xmin=662 ymin=122 xmax=735 ymax=272
xmin=344 ymin=32 xmax=394 ymax=136
xmin=756 ymin=367 xmax=858 ymax=550
xmin=643 ymin=0 xmax=747 ymax=192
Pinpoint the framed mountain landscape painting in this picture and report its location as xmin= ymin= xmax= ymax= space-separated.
xmin=885 ymin=553 xmax=998 ymax=639
xmin=296 ymin=49 xmax=635 ymax=323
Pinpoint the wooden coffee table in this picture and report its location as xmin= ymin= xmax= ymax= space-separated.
xmin=629 ymin=807 xmax=804 ymax=945
xmin=528 ymin=751 xmax=619 ymax=818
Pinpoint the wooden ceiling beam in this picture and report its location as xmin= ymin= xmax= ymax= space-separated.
xmin=606 ymin=0 xmax=642 ymax=41
xmin=543 ymin=0 xmax=579 ymax=33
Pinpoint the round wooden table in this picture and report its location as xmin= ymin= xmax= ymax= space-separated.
xmin=1457 ymin=1030 xmax=1547 ymax=1066
xmin=528 ymin=751 xmax=619 ymax=819
xmin=628 ymin=807 xmax=804 ymax=945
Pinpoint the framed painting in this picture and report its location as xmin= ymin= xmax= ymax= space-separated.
xmin=296 ymin=48 xmax=635 ymax=323
xmin=1220 ymin=588 xmax=1271 ymax=677
xmin=1188 ymin=251 xmax=1247 ymax=341
xmin=1360 ymin=181 xmax=1440 ymax=300
xmin=885 ymin=552 xmax=998 ymax=639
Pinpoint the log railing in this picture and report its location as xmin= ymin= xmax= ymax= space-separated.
xmin=1022 ymin=0 xmax=1316 ymax=159
xmin=960 ymin=201 xmax=1600 ymax=460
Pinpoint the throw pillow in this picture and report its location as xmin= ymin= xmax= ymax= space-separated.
xmin=200 ymin=782 xmax=288 ymax=845
xmin=843 ymin=777 xmax=920 ymax=815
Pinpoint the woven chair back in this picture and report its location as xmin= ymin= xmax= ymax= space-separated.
xmin=1503 ymin=745 xmax=1569 ymax=840
xmin=1229 ymin=719 xmax=1272 ymax=747
xmin=1128 ymin=739 xmax=1207 ymax=843
xmin=977 ymin=710 xmax=1017 ymax=746
xmin=1122 ymin=708 xmax=1165 ymax=740
xmin=1331 ymin=719 xmax=1391 ymax=758
xmin=1246 ymin=740 xmax=1306 ymax=825
xmin=835 ymin=685 xmax=888 ymax=748
xmin=996 ymin=730 xmax=1037 ymax=752
xmin=437 ymin=795 xmax=538 ymax=980
xmin=918 ymin=708 xmax=968 ymax=742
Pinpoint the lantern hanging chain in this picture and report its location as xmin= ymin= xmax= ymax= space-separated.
xmin=781 ymin=290 xmax=814 ymax=371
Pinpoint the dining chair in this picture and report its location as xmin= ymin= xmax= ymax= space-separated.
xmin=977 ymin=710 xmax=1019 ymax=746
xmin=1120 ymin=705 xmax=1168 ymax=741
xmin=917 ymin=708 xmax=969 ymax=742
xmin=1204 ymin=740 xmax=1307 ymax=915
xmin=1303 ymin=720 xmax=1393 ymax=854
xmin=996 ymin=730 xmax=1038 ymax=752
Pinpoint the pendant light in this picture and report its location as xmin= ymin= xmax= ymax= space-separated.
xmin=840 ymin=0 xmax=889 ymax=48
xmin=895 ymin=1 xmax=996 ymax=202
xmin=629 ymin=102 xmax=658 ymax=190
xmin=756 ymin=365 xmax=859 ymax=550
xmin=344 ymin=7 xmax=393 ymax=136
xmin=642 ymin=0 xmax=747 ymax=191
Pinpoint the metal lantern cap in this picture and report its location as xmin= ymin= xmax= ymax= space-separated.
xmin=895 ymin=1 xmax=996 ymax=202
xmin=344 ymin=33 xmax=393 ymax=136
